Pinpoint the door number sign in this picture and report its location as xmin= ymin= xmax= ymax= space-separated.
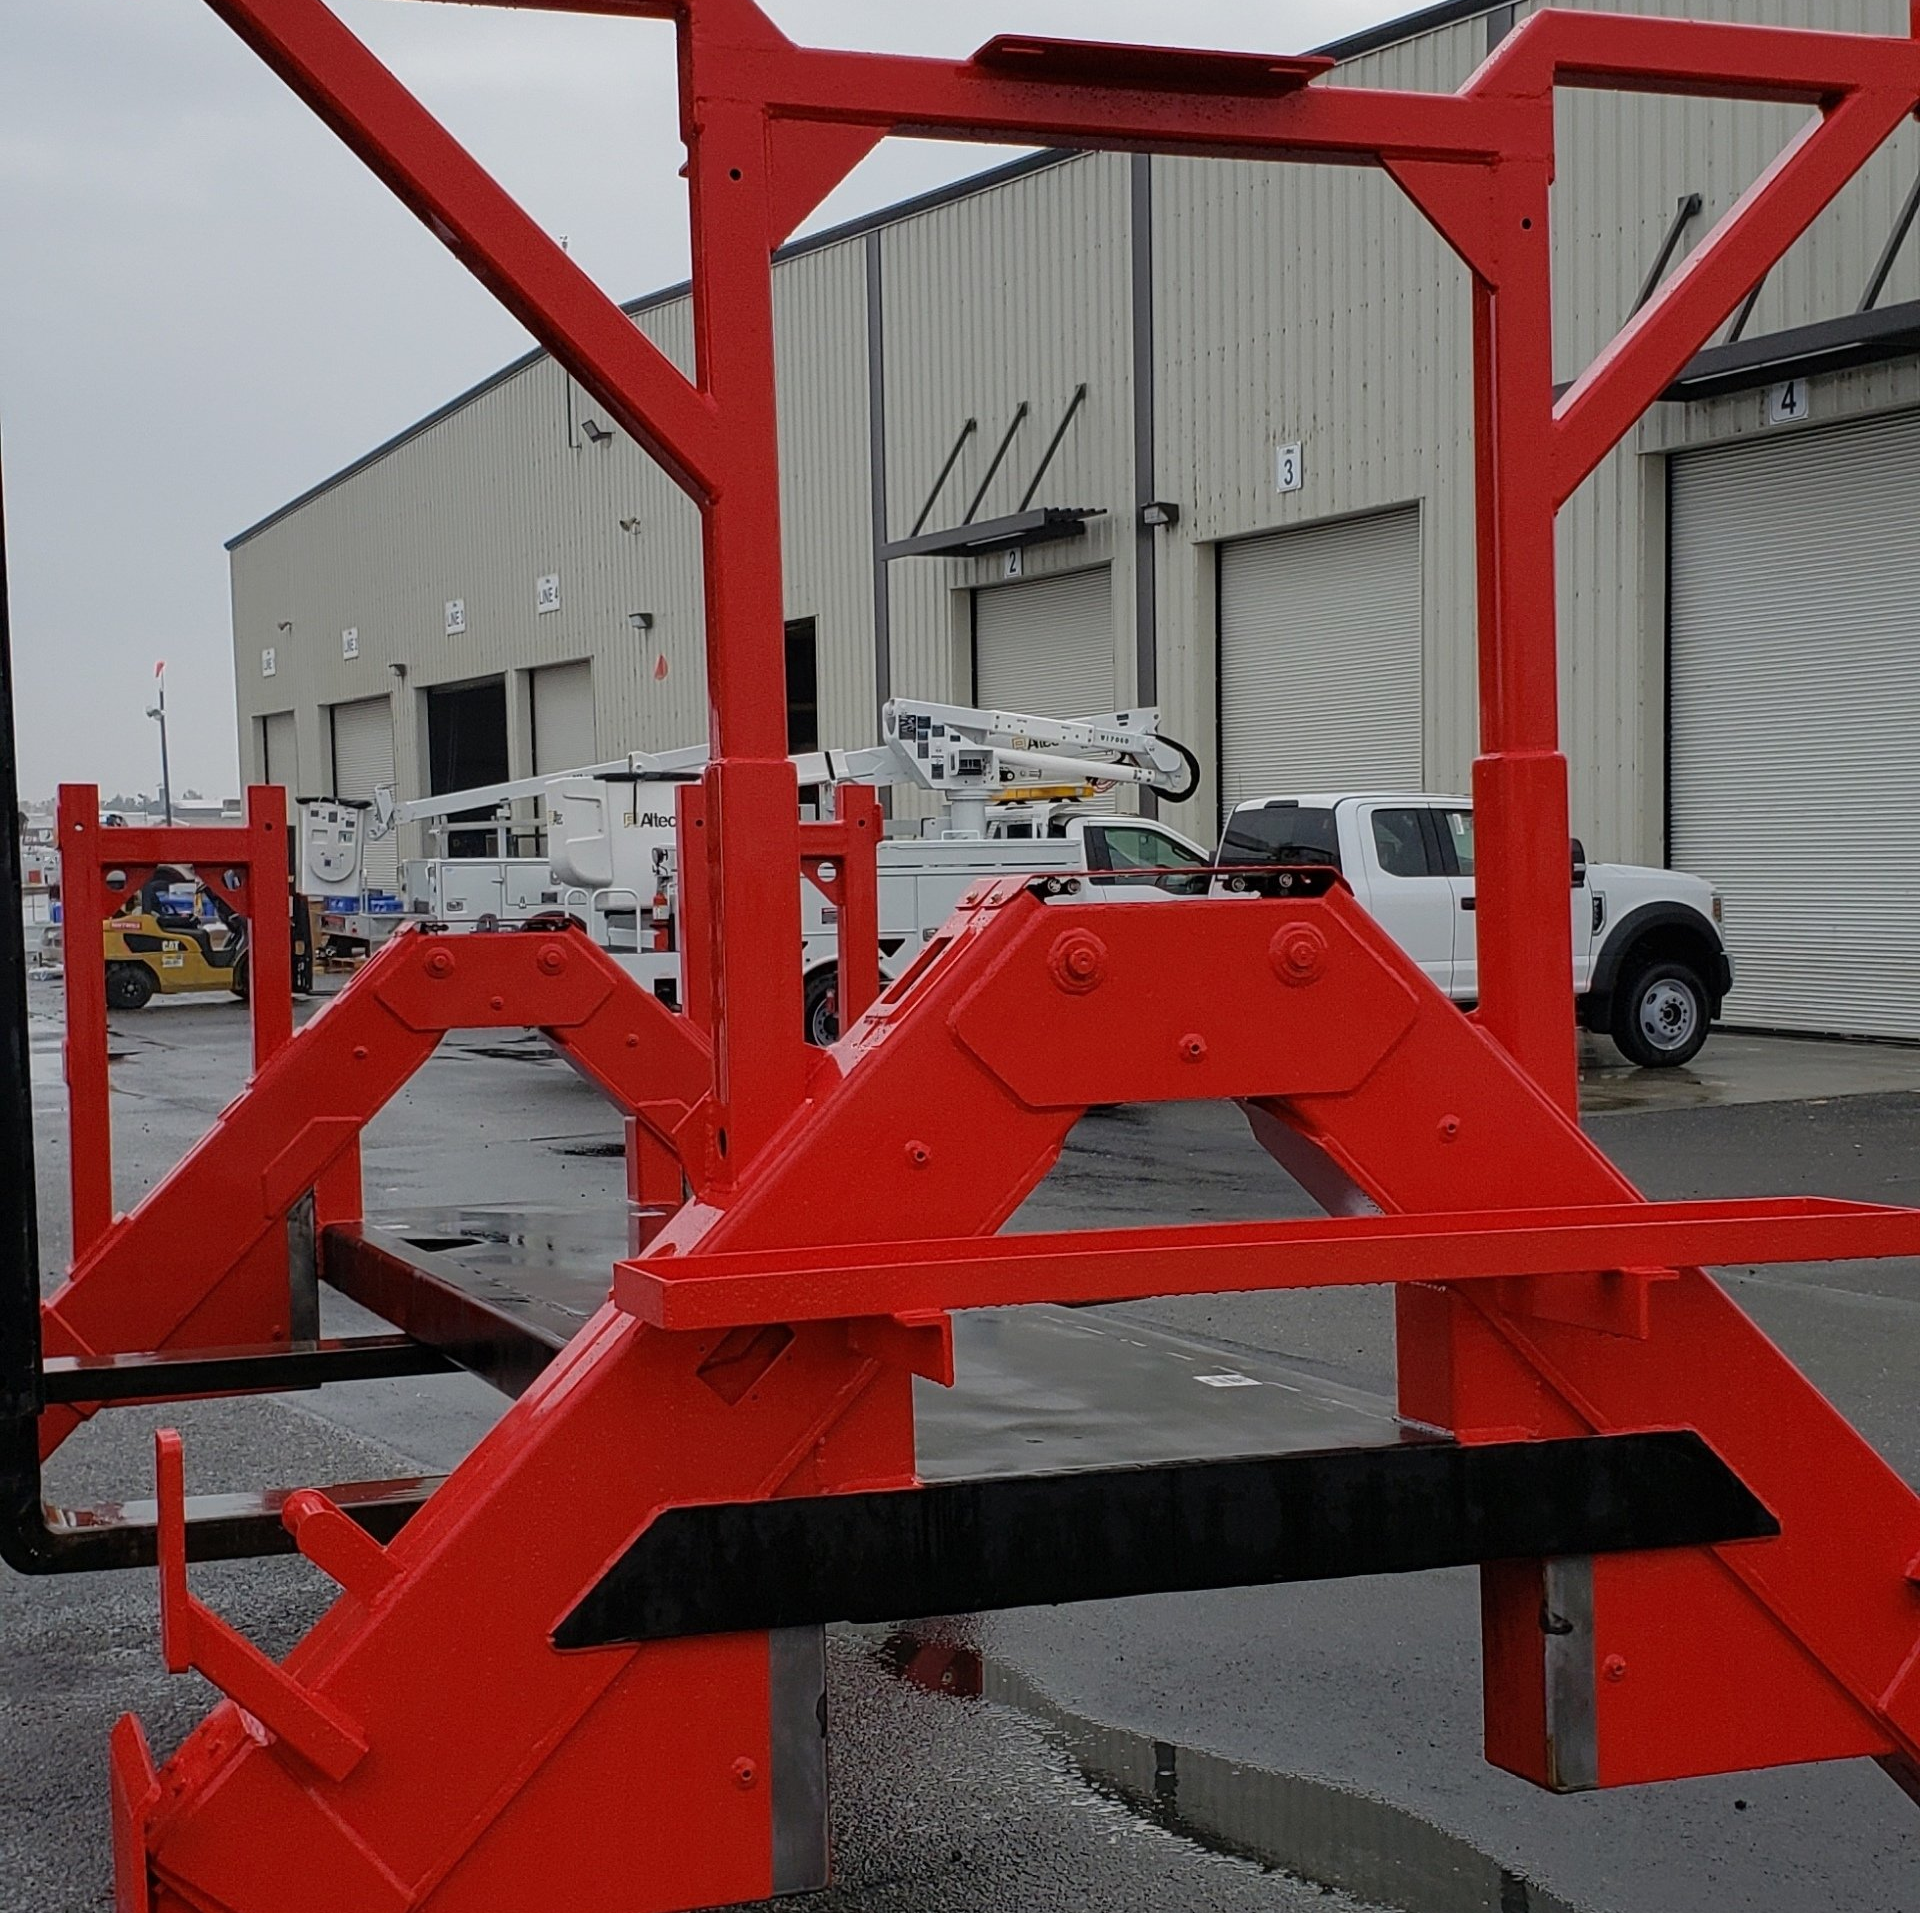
xmin=1768 ymin=379 xmax=1811 ymax=426
xmin=1276 ymin=442 xmax=1305 ymax=494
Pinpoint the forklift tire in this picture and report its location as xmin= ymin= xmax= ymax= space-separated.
xmin=230 ymin=955 xmax=250 ymax=1004
xmin=803 ymin=966 xmax=840 ymax=1047
xmin=106 ymin=962 xmax=155 ymax=1011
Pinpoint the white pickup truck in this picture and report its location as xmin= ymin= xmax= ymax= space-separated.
xmin=1210 ymin=794 xmax=1732 ymax=1068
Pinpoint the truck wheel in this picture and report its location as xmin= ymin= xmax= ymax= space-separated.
xmin=106 ymin=962 xmax=155 ymax=1011
xmin=1611 ymin=957 xmax=1710 ymax=1069
xmin=803 ymin=967 xmax=839 ymax=1047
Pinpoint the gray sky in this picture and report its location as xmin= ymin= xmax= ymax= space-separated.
xmin=0 ymin=0 xmax=1404 ymax=802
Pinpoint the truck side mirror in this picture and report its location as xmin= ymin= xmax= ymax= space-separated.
xmin=1571 ymin=839 xmax=1587 ymax=889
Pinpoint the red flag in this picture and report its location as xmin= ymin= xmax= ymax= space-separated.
xmin=653 ymin=652 xmax=669 ymax=681
xmin=154 ymin=660 xmax=165 ymax=677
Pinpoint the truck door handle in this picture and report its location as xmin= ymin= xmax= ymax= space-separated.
xmin=1460 ymin=896 xmax=1476 ymax=912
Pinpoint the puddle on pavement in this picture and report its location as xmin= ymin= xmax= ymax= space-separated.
xmin=874 ymin=1627 xmax=1579 ymax=1913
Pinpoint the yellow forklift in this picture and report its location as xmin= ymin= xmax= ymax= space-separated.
xmin=101 ymin=865 xmax=313 ymax=1010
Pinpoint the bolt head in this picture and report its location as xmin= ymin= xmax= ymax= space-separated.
xmin=905 ymin=1139 xmax=932 ymax=1168
xmin=1179 ymin=1033 xmax=1208 ymax=1064
xmin=1270 ymin=925 xmax=1329 ymax=987
xmin=537 ymin=943 xmax=567 ymax=976
xmin=732 ymin=1757 xmax=758 ymax=1790
xmin=424 ymin=949 xmax=455 ymax=979
xmin=1438 ymin=1114 xmax=1462 ymax=1143
xmin=1047 ymin=929 xmax=1108 ymax=995
xmin=1604 ymin=1654 xmax=1628 ymax=1683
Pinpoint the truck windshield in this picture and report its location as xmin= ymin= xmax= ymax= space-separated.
xmin=1217 ymin=806 xmax=1341 ymax=871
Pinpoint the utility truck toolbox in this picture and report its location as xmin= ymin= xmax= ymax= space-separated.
xmin=1214 ymin=796 xmax=1731 ymax=1069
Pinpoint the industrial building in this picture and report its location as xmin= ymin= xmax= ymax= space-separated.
xmin=229 ymin=0 xmax=1920 ymax=1041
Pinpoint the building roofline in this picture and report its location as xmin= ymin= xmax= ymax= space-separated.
xmin=227 ymin=1 xmax=1503 ymax=552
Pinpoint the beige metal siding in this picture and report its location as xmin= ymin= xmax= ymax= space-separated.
xmin=329 ymin=696 xmax=399 ymax=893
xmin=1670 ymin=407 xmax=1920 ymax=1039
xmin=1217 ymin=509 xmax=1423 ymax=809
xmin=879 ymin=155 xmax=1132 ymax=735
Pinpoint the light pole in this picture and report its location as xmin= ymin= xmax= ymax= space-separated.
xmin=145 ymin=660 xmax=173 ymax=826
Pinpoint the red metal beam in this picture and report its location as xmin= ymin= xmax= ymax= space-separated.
xmin=618 ymin=1197 xmax=1920 ymax=1330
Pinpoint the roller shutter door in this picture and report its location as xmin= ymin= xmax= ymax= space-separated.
xmin=1670 ymin=410 xmax=1920 ymax=1039
xmin=330 ymin=695 xmax=399 ymax=894
xmin=1217 ymin=507 xmax=1422 ymax=811
xmin=531 ymin=660 xmax=598 ymax=773
xmin=259 ymin=712 xmax=297 ymax=813
xmin=973 ymin=567 xmax=1116 ymax=718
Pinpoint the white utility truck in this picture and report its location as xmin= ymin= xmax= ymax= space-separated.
xmin=374 ymin=700 xmax=1212 ymax=1042
xmin=1212 ymin=794 xmax=1732 ymax=1068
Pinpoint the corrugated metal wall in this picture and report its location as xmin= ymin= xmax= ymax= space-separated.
xmin=231 ymin=0 xmax=1920 ymax=865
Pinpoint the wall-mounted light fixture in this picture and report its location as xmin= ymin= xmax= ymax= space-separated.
xmin=627 ymin=611 xmax=655 ymax=633
xmin=276 ymin=619 xmax=294 ymax=634
xmin=617 ymin=516 xmax=643 ymax=535
xmin=388 ymin=661 xmax=409 ymax=681
xmin=1140 ymin=501 xmax=1181 ymax=530
xmin=582 ymin=419 xmax=613 ymax=445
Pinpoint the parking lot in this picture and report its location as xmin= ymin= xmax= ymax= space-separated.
xmin=6 ymin=981 xmax=1920 ymax=1912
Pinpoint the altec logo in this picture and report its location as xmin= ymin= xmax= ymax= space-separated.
xmin=635 ymin=812 xmax=674 ymax=829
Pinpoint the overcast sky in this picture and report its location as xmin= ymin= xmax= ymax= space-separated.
xmin=0 ymin=0 xmax=1404 ymax=803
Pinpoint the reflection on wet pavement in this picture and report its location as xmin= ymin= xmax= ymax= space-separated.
xmin=863 ymin=1626 xmax=1579 ymax=1913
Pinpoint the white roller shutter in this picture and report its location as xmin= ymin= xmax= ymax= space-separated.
xmin=259 ymin=712 xmax=297 ymax=811
xmin=531 ymin=660 xmax=598 ymax=774
xmin=330 ymin=696 xmax=399 ymax=894
xmin=1670 ymin=409 xmax=1920 ymax=1039
xmin=1218 ymin=506 xmax=1422 ymax=810
xmin=973 ymin=567 xmax=1116 ymax=718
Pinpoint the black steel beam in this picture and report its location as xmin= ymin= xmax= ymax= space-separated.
xmin=321 ymin=1225 xmax=568 ymax=1399
xmin=555 ymin=1431 xmax=1778 ymax=1648
xmin=40 ymin=1333 xmax=453 ymax=1406
xmin=34 ymin=1474 xmax=441 ymax=1574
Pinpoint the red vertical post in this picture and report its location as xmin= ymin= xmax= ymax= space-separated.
xmin=243 ymin=787 xmax=293 ymax=1071
xmin=686 ymin=86 xmax=807 ymax=1173
xmin=57 ymin=785 xmax=114 ymax=1260
xmin=626 ymin=1115 xmax=685 ymax=1252
xmin=675 ymin=781 xmax=713 ymax=1034
xmin=833 ymin=785 xmax=882 ymax=1027
xmin=1467 ymin=161 xmax=1578 ymax=1115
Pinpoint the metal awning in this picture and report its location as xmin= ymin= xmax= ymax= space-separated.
xmin=884 ymin=506 xmax=1103 ymax=561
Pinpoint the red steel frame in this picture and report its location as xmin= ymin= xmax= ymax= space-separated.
xmin=16 ymin=3 xmax=1920 ymax=1908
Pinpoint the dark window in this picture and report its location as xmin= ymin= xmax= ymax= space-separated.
xmin=1370 ymin=808 xmax=1433 ymax=879
xmin=427 ymin=676 xmax=510 ymax=858
xmin=785 ymin=618 xmax=819 ymax=756
xmin=1437 ymin=808 xmax=1475 ymax=877
xmin=1218 ymin=804 xmax=1341 ymax=871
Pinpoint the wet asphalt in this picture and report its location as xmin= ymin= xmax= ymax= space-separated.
xmin=6 ymin=979 xmax=1920 ymax=1912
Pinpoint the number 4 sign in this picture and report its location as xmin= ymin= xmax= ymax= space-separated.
xmin=1768 ymin=379 xmax=1811 ymax=426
